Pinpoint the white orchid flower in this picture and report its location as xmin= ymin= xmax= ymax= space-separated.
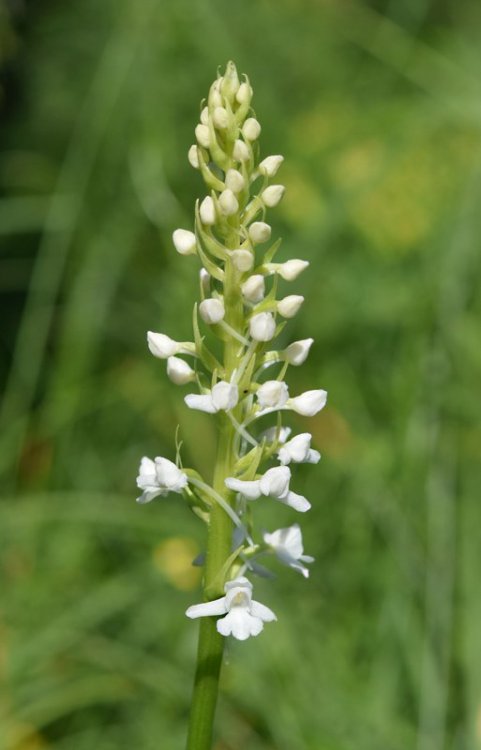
xmin=185 ymin=380 xmax=238 ymax=414
xmin=263 ymin=524 xmax=314 ymax=578
xmin=225 ymin=465 xmax=311 ymax=512
xmin=136 ymin=456 xmax=188 ymax=504
xmin=277 ymin=433 xmax=320 ymax=465
xmin=256 ymin=380 xmax=289 ymax=410
xmin=185 ymin=576 xmax=276 ymax=640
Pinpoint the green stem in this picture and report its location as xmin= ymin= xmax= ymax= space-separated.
xmin=186 ymin=256 xmax=243 ymax=750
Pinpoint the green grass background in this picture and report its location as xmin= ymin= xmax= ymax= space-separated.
xmin=1 ymin=0 xmax=481 ymax=748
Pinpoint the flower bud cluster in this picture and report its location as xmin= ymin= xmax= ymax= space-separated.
xmin=136 ymin=62 xmax=327 ymax=641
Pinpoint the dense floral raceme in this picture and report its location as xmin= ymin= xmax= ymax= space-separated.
xmin=136 ymin=62 xmax=327 ymax=640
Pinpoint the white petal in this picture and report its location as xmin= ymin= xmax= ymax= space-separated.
xmin=225 ymin=477 xmax=262 ymax=500
xmin=259 ymin=466 xmax=291 ymax=499
xmin=289 ymin=389 xmax=327 ymax=417
xmin=300 ymin=554 xmax=315 ymax=563
xmin=284 ymin=491 xmax=311 ymax=512
xmin=154 ymin=457 xmax=188 ymax=493
xmin=217 ymin=609 xmax=264 ymax=640
xmin=136 ymin=489 xmax=164 ymax=504
xmin=185 ymin=597 xmax=227 ymax=619
xmin=287 ymin=560 xmax=310 ymax=578
xmin=184 ymin=393 xmax=217 ymax=413
xmin=307 ymin=449 xmax=321 ymax=464
xmin=211 ymin=381 xmax=238 ymax=411
xmin=250 ymin=600 xmax=277 ymax=622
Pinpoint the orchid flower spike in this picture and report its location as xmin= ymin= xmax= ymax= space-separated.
xmin=136 ymin=61 xmax=328 ymax=669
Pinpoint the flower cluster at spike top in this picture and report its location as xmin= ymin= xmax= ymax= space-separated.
xmin=136 ymin=62 xmax=327 ymax=642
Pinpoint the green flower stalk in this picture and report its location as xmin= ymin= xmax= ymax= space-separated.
xmin=136 ymin=61 xmax=327 ymax=750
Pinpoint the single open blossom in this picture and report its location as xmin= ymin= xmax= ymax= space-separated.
xmin=256 ymin=380 xmax=289 ymax=409
xmin=136 ymin=456 xmax=188 ymax=504
xmin=263 ymin=524 xmax=314 ymax=578
xmin=225 ymin=465 xmax=311 ymax=512
xmin=278 ymin=433 xmax=320 ymax=465
xmin=185 ymin=380 xmax=238 ymax=414
xmin=185 ymin=577 xmax=276 ymax=640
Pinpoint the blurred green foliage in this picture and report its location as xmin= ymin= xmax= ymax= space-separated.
xmin=1 ymin=0 xmax=481 ymax=748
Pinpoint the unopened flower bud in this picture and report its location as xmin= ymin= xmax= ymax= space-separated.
xmin=283 ymin=338 xmax=314 ymax=366
xmin=167 ymin=356 xmax=196 ymax=385
xmin=277 ymin=259 xmax=309 ymax=280
xmin=147 ymin=332 xmax=178 ymax=359
xmin=199 ymin=268 xmax=210 ymax=296
xmin=262 ymin=184 xmax=285 ymax=208
xmin=221 ymin=61 xmax=240 ymax=101
xmin=259 ymin=155 xmax=284 ymax=177
xmin=257 ymin=380 xmax=289 ymax=409
xmin=200 ymin=106 xmax=209 ymax=125
xmin=219 ymin=189 xmax=239 ymax=216
xmin=213 ymin=106 xmax=229 ymax=129
xmin=233 ymin=139 xmax=250 ymax=162
xmin=195 ymin=124 xmax=210 ymax=149
xmin=231 ymin=249 xmax=253 ymax=272
xmin=249 ymin=221 xmax=271 ymax=244
xmin=173 ymin=229 xmax=197 ymax=256
xmin=225 ymin=169 xmax=245 ymax=193
xmin=277 ymin=295 xmax=304 ymax=319
xmin=199 ymin=196 xmax=216 ymax=225
xmin=209 ymin=86 xmax=223 ymax=109
xmin=199 ymin=297 xmax=225 ymax=324
xmin=289 ymin=389 xmax=327 ymax=417
xmin=249 ymin=312 xmax=276 ymax=342
xmin=188 ymin=145 xmax=199 ymax=169
xmin=242 ymin=274 xmax=265 ymax=303
xmin=236 ymin=81 xmax=252 ymax=104
xmin=242 ymin=117 xmax=261 ymax=141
